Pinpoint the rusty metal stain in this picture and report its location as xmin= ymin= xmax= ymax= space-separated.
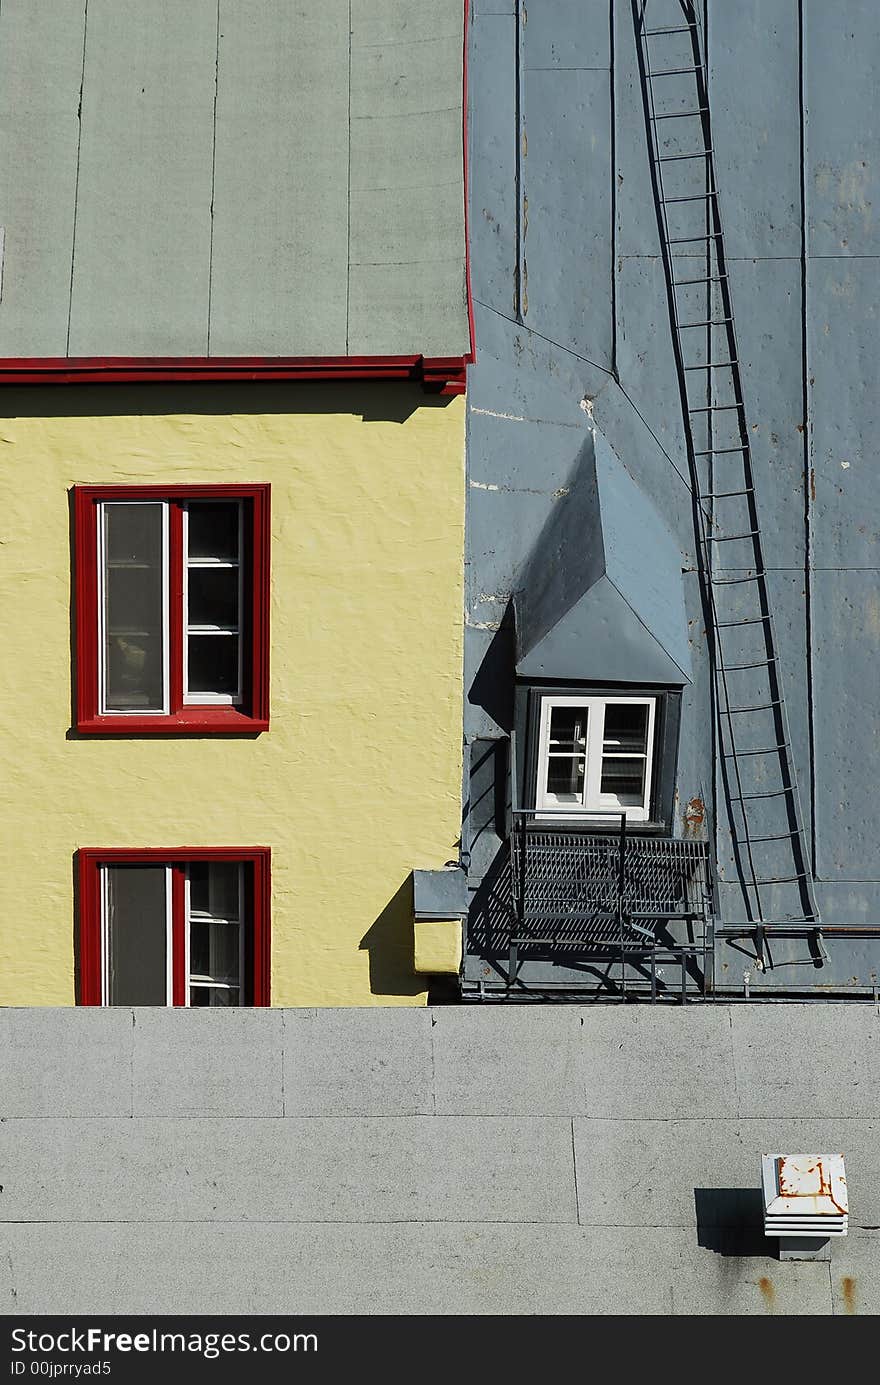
xmin=777 ymin=1154 xmax=848 ymax=1214
xmin=683 ymin=797 xmax=705 ymax=837
xmin=841 ymin=1277 xmax=857 ymax=1314
xmin=758 ymin=1277 xmax=775 ymax=1311
xmin=810 ymin=467 xmax=816 ymax=501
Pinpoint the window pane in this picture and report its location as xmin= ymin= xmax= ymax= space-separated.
xmin=187 ymin=502 xmax=240 ymax=561
xmin=107 ymin=566 xmax=163 ymax=633
xmin=187 ymin=634 xmax=238 ymax=695
xmin=188 ymin=567 xmax=239 ymax=629
xmin=105 ymin=503 xmax=163 ymax=565
xmin=603 ymin=704 xmax=649 ymax=754
xmin=546 ymin=756 xmax=585 ymax=800
xmin=548 ymin=706 xmax=588 ymax=754
xmin=189 ymin=861 xmax=241 ymax=922
xmin=106 ymin=634 xmax=164 ymax=709
xmin=106 ymin=866 xmax=167 ymax=1005
xmin=103 ymin=504 xmax=164 ymax=711
xmin=600 ymin=757 xmax=647 ymax=806
xmin=190 ymin=986 xmax=239 ymax=1008
xmin=190 ymin=922 xmax=240 ymax=983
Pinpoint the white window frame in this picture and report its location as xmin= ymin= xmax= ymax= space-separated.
xmin=535 ymin=695 xmax=657 ymax=823
xmin=100 ymin=864 xmax=173 ymax=1005
xmin=97 ymin=500 xmax=170 ymax=716
xmin=184 ymin=862 xmax=245 ymax=1007
xmin=182 ymin=500 xmax=244 ymax=707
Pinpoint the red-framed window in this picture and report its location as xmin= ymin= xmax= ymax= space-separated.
xmin=78 ymin=848 xmax=271 ymax=1007
xmin=73 ymin=484 xmax=270 ymax=733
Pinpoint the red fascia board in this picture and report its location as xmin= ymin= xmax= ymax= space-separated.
xmin=78 ymin=847 xmax=272 ymax=864
xmin=0 ymin=353 xmax=469 ymax=394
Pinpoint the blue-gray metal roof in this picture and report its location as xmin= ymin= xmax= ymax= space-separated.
xmin=515 ymin=427 xmax=692 ymax=684
xmin=0 ymin=0 xmax=469 ymax=360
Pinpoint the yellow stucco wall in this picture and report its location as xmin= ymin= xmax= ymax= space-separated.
xmin=0 ymin=382 xmax=464 ymax=1006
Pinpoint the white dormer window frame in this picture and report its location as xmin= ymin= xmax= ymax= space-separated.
xmin=535 ymin=694 xmax=657 ymax=823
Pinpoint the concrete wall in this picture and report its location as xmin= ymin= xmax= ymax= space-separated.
xmin=463 ymin=1 xmax=880 ymax=992
xmin=0 ymin=383 xmax=465 ymax=1005
xmin=0 ymin=0 xmax=469 ymax=358
xmin=0 ymin=1004 xmax=877 ymax=1314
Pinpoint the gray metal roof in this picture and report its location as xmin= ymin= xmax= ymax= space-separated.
xmin=514 ymin=428 xmax=693 ymax=685
xmin=0 ymin=0 xmax=469 ymax=360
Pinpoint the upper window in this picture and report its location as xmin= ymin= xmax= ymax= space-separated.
xmin=77 ymin=848 xmax=271 ymax=1006
xmin=535 ymin=695 xmax=657 ymax=822
xmin=74 ymin=485 xmax=269 ymax=732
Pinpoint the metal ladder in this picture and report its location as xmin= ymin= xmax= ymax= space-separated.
xmin=632 ymin=0 xmax=821 ymax=938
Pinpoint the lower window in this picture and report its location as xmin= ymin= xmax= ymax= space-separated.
xmin=78 ymin=848 xmax=270 ymax=1006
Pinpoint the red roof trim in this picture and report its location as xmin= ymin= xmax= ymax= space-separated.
xmin=0 ymin=354 xmax=468 ymax=394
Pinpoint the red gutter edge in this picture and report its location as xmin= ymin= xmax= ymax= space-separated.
xmin=0 ymin=354 xmax=468 ymax=395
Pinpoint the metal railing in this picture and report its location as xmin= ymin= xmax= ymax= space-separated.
xmin=506 ymin=810 xmax=711 ymax=995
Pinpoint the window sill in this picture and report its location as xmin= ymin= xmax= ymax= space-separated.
xmin=524 ymin=817 xmax=670 ymax=836
xmin=76 ymin=709 xmax=269 ymax=736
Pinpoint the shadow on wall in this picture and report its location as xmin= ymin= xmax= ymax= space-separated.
xmin=468 ymin=603 xmax=515 ymax=733
xmin=694 ymin=1187 xmax=768 ymax=1257
xmin=359 ymin=876 xmax=426 ymax=998
xmin=0 ymin=381 xmax=453 ymax=426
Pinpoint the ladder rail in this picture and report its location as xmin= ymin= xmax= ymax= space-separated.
xmin=634 ymin=0 xmax=820 ymax=928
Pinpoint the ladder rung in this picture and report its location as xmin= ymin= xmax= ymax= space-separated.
xmin=674 ymin=273 xmax=728 ymax=286
xmin=726 ymin=656 xmax=781 ymax=673
xmin=747 ymin=831 xmax=797 ymax=842
xmin=708 ymin=530 xmax=760 ymax=543
xmin=711 ymin=487 xmax=755 ymax=498
xmin=753 ymin=873 xmax=810 ymax=885
xmin=716 ymin=616 xmax=769 ymax=628
xmin=680 ymin=319 xmax=734 ymax=329
xmin=695 ymin=446 xmax=748 ymax=456
xmin=722 ymin=743 xmax=789 ymax=757
xmin=662 ymin=191 xmax=719 ymax=204
xmin=727 ymin=700 xmax=783 ymax=713
xmin=725 ymin=656 xmax=778 ymax=669
xmin=643 ymin=26 xmax=697 ymax=37
xmin=657 ymin=150 xmax=713 ymax=162
xmin=684 ymin=361 xmax=739 ymax=370
xmin=730 ymin=789 xmax=790 ymax=801
xmin=668 ymin=233 xmax=720 ymax=243
xmin=713 ymin=573 xmax=762 ymax=585
xmin=651 ymin=108 xmax=708 ymax=121
xmin=648 ymin=66 xmax=703 ymax=77
xmin=690 ymin=402 xmax=743 ymax=413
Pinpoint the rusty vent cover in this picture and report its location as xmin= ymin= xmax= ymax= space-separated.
xmin=762 ymin=1154 xmax=848 ymax=1238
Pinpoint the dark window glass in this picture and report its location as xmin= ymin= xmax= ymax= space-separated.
xmin=106 ymin=865 xmax=167 ymax=1005
xmin=103 ymin=504 xmax=164 ymax=710
xmin=188 ymin=567 xmax=239 ymax=629
xmin=187 ymin=502 xmax=240 ymax=562
xmin=603 ymin=704 xmax=648 ymax=754
xmin=187 ymin=635 xmax=238 ymax=694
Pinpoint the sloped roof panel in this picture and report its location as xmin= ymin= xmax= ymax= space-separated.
xmin=0 ymin=0 xmax=469 ymax=365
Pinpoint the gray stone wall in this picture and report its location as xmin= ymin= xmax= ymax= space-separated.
xmin=1 ymin=1006 xmax=877 ymax=1314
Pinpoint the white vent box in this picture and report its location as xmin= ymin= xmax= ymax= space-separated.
xmin=762 ymin=1154 xmax=848 ymax=1239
